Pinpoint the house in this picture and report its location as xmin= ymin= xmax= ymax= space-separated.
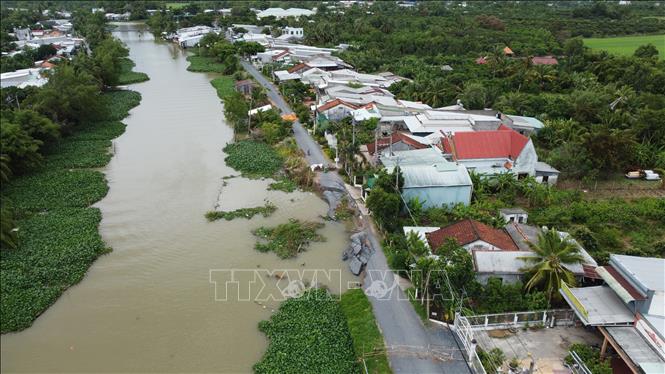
xmin=281 ymin=27 xmax=304 ymax=39
xmin=426 ymin=219 xmax=519 ymax=252
xmin=379 ymin=148 xmax=473 ymax=208
xmin=531 ymin=56 xmax=558 ymax=65
xmin=235 ymin=80 xmax=255 ymax=95
xmin=408 ymin=209 xmax=598 ymax=284
xmin=316 ymin=99 xmax=360 ymax=122
xmin=441 ymin=125 xmax=559 ymax=184
xmin=500 ymin=113 xmax=545 ymax=135
xmin=560 ymin=255 xmax=665 ymax=373
xmin=499 ymin=207 xmax=528 ymax=224
xmin=364 ymin=132 xmax=429 ymax=159
xmin=503 ymin=46 xmax=515 ymax=57
xmin=0 ymin=68 xmax=49 ymax=89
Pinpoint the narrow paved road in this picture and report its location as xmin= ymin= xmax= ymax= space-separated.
xmin=242 ymin=60 xmax=471 ymax=374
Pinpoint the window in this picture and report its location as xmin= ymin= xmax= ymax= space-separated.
xmin=542 ymin=175 xmax=549 ymax=183
xmin=509 ymin=217 xmax=515 ymax=222
xmin=518 ymin=173 xmax=528 ymax=179
xmin=518 ymin=216 xmax=524 ymax=223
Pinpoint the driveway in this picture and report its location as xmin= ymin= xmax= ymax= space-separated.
xmin=241 ymin=60 xmax=471 ymax=373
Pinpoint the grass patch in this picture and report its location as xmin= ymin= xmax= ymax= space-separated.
xmin=0 ymin=90 xmax=141 ymax=333
xmin=0 ymin=208 xmax=108 ymax=333
xmin=166 ymin=2 xmax=188 ymax=10
xmin=340 ymin=289 xmax=391 ymax=374
xmin=118 ymin=58 xmax=149 ymax=85
xmin=223 ymin=140 xmax=283 ymax=178
xmin=210 ymin=76 xmax=235 ymax=99
xmin=205 ymin=202 xmax=277 ymax=221
xmin=268 ymin=177 xmax=298 ymax=193
xmin=102 ymin=90 xmax=142 ymax=121
xmin=254 ymin=288 xmax=359 ymax=374
xmin=584 ymin=34 xmax=665 ymax=59
xmin=253 ymin=219 xmax=325 ymax=259
xmin=186 ymin=55 xmax=227 ymax=73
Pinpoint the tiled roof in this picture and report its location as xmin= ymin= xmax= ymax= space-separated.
xmin=503 ymin=46 xmax=514 ymax=55
xmin=316 ymin=99 xmax=360 ymax=113
xmin=442 ymin=126 xmax=529 ymax=160
xmin=287 ymin=63 xmax=309 ymax=73
xmin=365 ymin=132 xmax=428 ymax=155
xmin=531 ymin=56 xmax=558 ymax=65
xmin=426 ymin=219 xmax=519 ymax=251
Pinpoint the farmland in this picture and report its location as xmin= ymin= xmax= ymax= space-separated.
xmin=584 ymin=34 xmax=665 ymax=58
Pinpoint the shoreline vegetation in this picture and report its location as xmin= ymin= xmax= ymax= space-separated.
xmin=181 ymin=42 xmax=391 ymax=372
xmin=118 ymin=57 xmax=150 ymax=85
xmin=205 ymin=202 xmax=277 ymax=222
xmin=0 ymin=89 xmax=143 ymax=333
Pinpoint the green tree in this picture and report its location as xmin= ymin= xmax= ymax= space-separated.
xmin=519 ymin=228 xmax=585 ymax=304
xmin=634 ymin=43 xmax=659 ymax=59
xmin=27 ymin=64 xmax=102 ymax=125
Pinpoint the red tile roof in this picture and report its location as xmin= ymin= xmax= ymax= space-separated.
xmin=503 ymin=46 xmax=514 ymax=55
xmin=288 ymin=63 xmax=310 ymax=73
xmin=272 ymin=50 xmax=290 ymax=60
xmin=316 ymin=99 xmax=360 ymax=113
xmin=442 ymin=126 xmax=529 ymax=160
xmin=531 ymin=56 xmax=558 ymax=65
xmin=365 ymin=132 xmax=428 ymax=155
xmin=426 ymin=219 xmax=519 ymax=252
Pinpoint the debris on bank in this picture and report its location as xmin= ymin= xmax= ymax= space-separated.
xmin=343 ymin=231 xmax=374 ymax=275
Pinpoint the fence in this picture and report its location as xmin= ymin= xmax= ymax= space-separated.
xmin=566 ymin=350 xmax=593 ymax=374
xmin=462 ymin=309 xmax=576 ymax=331
xmin=453 ymin=313 xmax=487 ymax=374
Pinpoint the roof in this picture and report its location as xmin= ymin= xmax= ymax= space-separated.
xmin=473 ymin=250 xmax=532 ymax=274
xmin=605 ymin=326 xmax=665 ymax=369
xmin=380 ymin=148 xmax=473 ymax=190
xmin=427 ymin=219 xmax=519 ymax=251
xmin=316 ymin=99 xmax=359 ymax=113
xmin=560 ymin=284 xmax=634 ymax=325
xmin=443 ymin=126 xmax=529 ymax=160
xmin=535 ymin=161 xmax=559 ymax=174
xmin=531 ymin=56 xmax=558 ymax=65
xmin=505 ymin=114 xmax=545 ymax=129
xmin=403 ymin=226 xmax=439 ymax=248
xmin=287 ymin=63 xmax=309 ymax=73
xmin=499 ymin=208 xmax=527 ymax=215
xmin=611 ymin=254 xmax=665 ymax=292
xmin=503 ymin=46 xmax=514 ymax=55
xmin=235 ymin=79 xmax=254 ymax=87
xmin=597 ymin=266 xmax=647 ymax=303
xmin=365 ymin=132 xmax=428 ymax=155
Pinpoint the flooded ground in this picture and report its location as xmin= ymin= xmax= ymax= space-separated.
xmin=1 ymin=25 xmax=353 ymax=373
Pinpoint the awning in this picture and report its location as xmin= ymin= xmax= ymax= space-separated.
xmin=596 ymin=266 xmax=647 ymax=304
xmin=601 ymin=326 xmax=665 ymax=373
xmin=559 ymin=283 xmax=634 ymax=326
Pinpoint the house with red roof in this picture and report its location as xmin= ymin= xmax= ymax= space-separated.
xmin=426 ymin=219 xmax=518 ymax=252
xmin=364 ymin=132 xmax=428 ymax=158
xmin=441 ymin=125 xmax=559 ymax=184
xmin=315 ymin=99 xmax=361 ymax=122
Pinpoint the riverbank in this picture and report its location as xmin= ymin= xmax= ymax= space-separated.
xmin=0 ymin=87 xmax=143 ymax=333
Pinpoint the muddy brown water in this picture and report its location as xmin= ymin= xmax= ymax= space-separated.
xmin=1 ymin=25 xmax=353 ymax=373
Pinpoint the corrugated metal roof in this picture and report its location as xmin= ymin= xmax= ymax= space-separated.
xmin=560 ymin=285 xmax=634 ymax=325
xmin=473 ymin=250 xmax=531 ymax=273
xmin=605 ymin=326 xmax=665 ymax=369
xmin=612 ymin=255 xmax=665 ymax=292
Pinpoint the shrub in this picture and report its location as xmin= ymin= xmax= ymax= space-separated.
xmin=252 ymin=219 xmax=325 ymax=258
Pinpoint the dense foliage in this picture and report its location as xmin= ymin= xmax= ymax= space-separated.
xmin=253 ymin=219 xmax=325 ymax=259
xmin=205 ymin=203 xmax=276 ymax=221
xmin=0 ymin=90 xmax=141 ymax=333
xmin=253 ymin=288 xmax=359 ymax=374
xmin=565 ymin=343 xmax=612 ymax=374
xmin=223 ymin=140 xmax=283 ymax=178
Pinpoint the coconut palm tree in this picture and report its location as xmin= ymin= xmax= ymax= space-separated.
xmin=519 ymin=229 xmax=585 ymax=305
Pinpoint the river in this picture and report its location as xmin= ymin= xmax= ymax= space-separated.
xmin=1 ymin=25 xmax=353 ymax=373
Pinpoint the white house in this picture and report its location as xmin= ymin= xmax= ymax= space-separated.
xmin=256 ymin=8 xmax=316 ymax=19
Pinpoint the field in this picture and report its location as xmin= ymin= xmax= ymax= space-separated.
xmin=165 ymin=2 xmax=188 ymax=10
xmin=584 ymin=34 xmax=665 ymax=59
